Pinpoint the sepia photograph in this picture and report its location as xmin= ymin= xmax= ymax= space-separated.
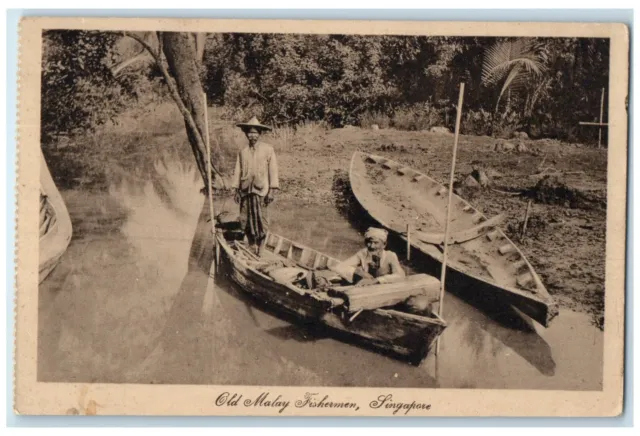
xmin=15 ymin=17 xmax=628 ymax=416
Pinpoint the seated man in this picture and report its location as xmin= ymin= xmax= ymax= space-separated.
xmin=331 ymin=227 xmax=406 ymax=287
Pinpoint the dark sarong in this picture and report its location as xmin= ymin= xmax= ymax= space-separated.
xmin=239 ymin=194 xmax=268 ymax=244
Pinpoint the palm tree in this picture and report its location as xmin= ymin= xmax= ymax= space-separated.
xmin=481 ymin=38 xmax=548 ymax=134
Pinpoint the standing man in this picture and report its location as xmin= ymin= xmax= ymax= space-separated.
xmin=232 ymin=117 xmax=279 ymax=254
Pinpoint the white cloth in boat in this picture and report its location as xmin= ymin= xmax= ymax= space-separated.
xmin=267 ymin=267 xmax=308 ymax=285
xmin=330 ymin=248 xmax=405 ymax=284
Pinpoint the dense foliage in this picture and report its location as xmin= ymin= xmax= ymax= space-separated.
xmin=41 ymin=30 xmax=164 ymax=145
xmin=41 ymin=31 xmax=612 ymax=145
xmin=202 ymin=34 xmax=611 ymax=142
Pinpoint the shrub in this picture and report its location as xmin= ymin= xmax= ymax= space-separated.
xmin=461 ymin=109 xmax=493 ymax=136
xmin=359 ymin=111 xmax=391 ymax=129
xmin=41 ymin=30 xmax=137 ymax=145
xmin=391 ymin=103 xmax=445 ymax=131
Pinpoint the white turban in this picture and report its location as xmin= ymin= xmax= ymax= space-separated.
xmin=365 ymin=227 xmax=388 ymax=243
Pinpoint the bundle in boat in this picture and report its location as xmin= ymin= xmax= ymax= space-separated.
xmin=330 ymin=274 xmax=440 ymax=313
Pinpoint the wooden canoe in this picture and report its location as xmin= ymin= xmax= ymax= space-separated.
xmin=215 ymin=228 xmax=447 ymax=363
xmin=39 ymin=150 xmax=72 ymax=283
xmin=349 ymin=151 xmax=559 ymax=327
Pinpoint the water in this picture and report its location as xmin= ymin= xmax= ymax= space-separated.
xmin=38 ymin=160 xmax=603 ymax=389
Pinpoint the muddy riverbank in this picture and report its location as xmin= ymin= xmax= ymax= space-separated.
xmin=266 ymin=127 xmax=608 ymax=328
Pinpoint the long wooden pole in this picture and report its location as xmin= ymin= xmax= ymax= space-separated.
xmin=598 ymin=87 xmax=605 ymax=148
xmin=435 ymin=83 xmax=465 ymax=357
xmin=203 ymin=93 xmax=217 ymax=268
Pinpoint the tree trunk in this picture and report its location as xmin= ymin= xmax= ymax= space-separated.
xmin=194 ymin=33 xmax=206 ymax=65
xmin=161 ymin=32 xmax=209 ymax=185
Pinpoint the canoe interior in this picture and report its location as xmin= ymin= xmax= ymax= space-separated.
xmin=349 ymin=151 xmax=558 ymax=326
xmin=215 ymin=228 xmax=447 ymax=361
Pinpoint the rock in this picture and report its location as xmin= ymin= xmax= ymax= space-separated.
xmin=486 ymin=168 xmax=503 ymax=179
xmin=471 ymin=169 xmax=490 ymax=187
xmin=463 ymin=174 xmax=481 ymax=189
xmin=429 ymin=126 xmax=452 ymax=135
xmin=495 ymin=141 xmax=516 ymax=152
xmin=371 ymin=124 xmax=379 ymax=130
xmin=513 ymin=131 xmax=529 ymax=140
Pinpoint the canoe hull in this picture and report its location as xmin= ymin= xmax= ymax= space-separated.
xmin=348 ymin=151 xmax=558 ymax=327
xmin=399 ymin=243 xmax=556 ymax=327
xmin=39 ymin=150 xmax=72 ymax=284
xmin=216 ymin=232 xmax=446 ymax=362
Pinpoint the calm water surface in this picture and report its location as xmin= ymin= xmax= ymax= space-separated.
xmin=38 ymin=161 xmax=603 ymax=390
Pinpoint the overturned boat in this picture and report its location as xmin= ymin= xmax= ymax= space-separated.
xmin=349 ymin=151 xmax=559 ymax=327
xmin=39 ymin=149 xmax=72 ymax=283
xmin=215 ymin=224 xmax=447 ymax=363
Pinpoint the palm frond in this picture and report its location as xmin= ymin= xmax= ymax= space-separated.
xmin=481 ymin=39 xmax=547 ymax=86
xmin=496 ymin=65 xmax=522 ymax=109
xmin=483 ymin=57 xmax=546 ymax=86
xmin=482 ymin=38 xmax=550 ymax=116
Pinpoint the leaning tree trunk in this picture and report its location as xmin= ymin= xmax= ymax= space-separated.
xmin=161 ymin=32 xmax=210 ymax=186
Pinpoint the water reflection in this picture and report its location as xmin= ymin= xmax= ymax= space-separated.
xmin=38 ymin=158 xmax=602 ymax=390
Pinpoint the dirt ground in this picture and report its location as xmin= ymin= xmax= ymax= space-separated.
xmin=263 ymin=127 xmax=608 ymax=329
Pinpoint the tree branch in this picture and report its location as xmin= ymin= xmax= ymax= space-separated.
xmin=111 ymin=49 xmax=148 ymax=76
xmin=122 ymin=31 xmax=224 ymax=183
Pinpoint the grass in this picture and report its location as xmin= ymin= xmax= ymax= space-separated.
xmin=265 ymin=120 xmax=328 ymax=150
xmin=359 ymin=111 xmax=391 ymax=129
xmin=358 ymin=105 xmax=447 ymax=131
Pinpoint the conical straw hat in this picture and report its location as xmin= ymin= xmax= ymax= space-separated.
xmin=236 ymin=116 xmax=272 ymax=132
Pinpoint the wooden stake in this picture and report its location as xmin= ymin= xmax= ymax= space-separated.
xmin=436 ymin=82 xmax=465 ymax=356
xmin=579 ymin=121 xmax=608 ymax=127
xmin=406 ymin=223 xmax=411 ymax=261
xmin=537 ymin=153 xmax=548 ymax=172
xmin=521 ymin=199 xmax=532 ymax=240
xmin=598 ymin=87 xmax=605 ymax=148
xmin=203 ymin=93 xmax=217 ymax=270
xmin=577 ymin=88 xmax=608 ymax=148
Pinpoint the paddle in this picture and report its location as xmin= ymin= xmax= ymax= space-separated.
xmin=203 ymin=93 xmax=218 ymax=270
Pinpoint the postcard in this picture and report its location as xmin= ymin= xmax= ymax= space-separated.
xmin=14 ymin=17 xmax=628 ymax=416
